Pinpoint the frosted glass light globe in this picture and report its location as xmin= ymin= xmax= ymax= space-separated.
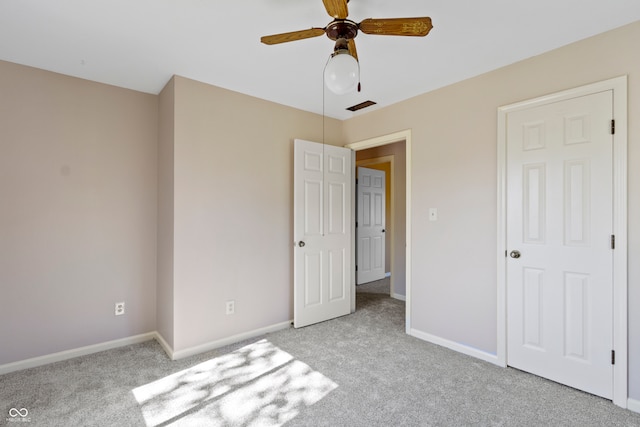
xmin=324 ymin=52 xmax=359 ymax=95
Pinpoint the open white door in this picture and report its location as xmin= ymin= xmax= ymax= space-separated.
xmin=356 ymin=167 xmax=386 ymax=284
xmin=294 ymin=139 xmax=352 ymax=328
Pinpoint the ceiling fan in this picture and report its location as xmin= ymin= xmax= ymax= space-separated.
xmin=261 ymin=0 xmax=433 ymax=94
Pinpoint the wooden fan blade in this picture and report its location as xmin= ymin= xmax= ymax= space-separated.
xmin=322 ymin=0 xmax=348 ymax=19
xmin=348 ymin=39 xmax=358 ymax=61
xmin=359 ymin=17 xmax=433 ymax=36
xmin=261 ymin=28 xmax=326 ymax=45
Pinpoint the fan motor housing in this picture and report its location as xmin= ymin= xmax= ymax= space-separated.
xmin=326 ymin=20 xmax=358 ymax=40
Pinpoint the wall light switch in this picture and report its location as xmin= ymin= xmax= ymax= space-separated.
xmin=429 ymin=208 xmax=438 ymax=221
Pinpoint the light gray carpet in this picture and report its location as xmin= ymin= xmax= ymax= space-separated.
xmin=2 ymin=277 xmax=639 ymax=426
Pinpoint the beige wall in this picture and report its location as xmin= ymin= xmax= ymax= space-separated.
xmin=0 ymin=60 xmax=343 ymax=365
xmin=342 ymin=20 xmax=640 ymax=399
xmin=165 ymin=76 xmax=342 ymax=353
xmin=0 ymin=60 xmax=158 ymax=364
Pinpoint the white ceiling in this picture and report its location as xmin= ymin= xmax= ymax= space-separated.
xmin=1 ymin=1 xmax=639 ymax=120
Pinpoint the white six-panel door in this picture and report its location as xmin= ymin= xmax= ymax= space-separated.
xmin=294 ymin=139 xmax=352 ymax=328
xmin=506 ymin=91 xmax=613 ymax=398
xmin=356 ymin=167 xmax=386 ymax=284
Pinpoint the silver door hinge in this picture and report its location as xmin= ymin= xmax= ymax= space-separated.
xmin=612 ymin=350 xmax=616 ymax=365
xmin=611 ymin=119 xmax=615 ymax=135
xmin=611 ymin=235 xmax=615 ymax=250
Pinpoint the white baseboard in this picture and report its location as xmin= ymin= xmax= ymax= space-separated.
xmin=0 ymin=320 xmax=294 ymax=375
xmin=154 ymin=331 xmax=174 ymax=359
xmin=0 ymin=332 xmax=156 ymax=376
xmin=628 ymin=398 xmax=640 ymax=414
xmin=392 ymin=293 xmax=406 ymax=301
xmin=170 ymin=320 xmax=293 ymax=360
xmin=409 ymin=328 xmax=500 ymax=366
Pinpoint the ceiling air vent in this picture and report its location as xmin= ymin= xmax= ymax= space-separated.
xmin=346 ymin=100 xmax=377 ymax=112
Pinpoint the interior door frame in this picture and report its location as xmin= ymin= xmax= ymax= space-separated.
xmin=356 ymin=157 xmax=395 ymax=297
xmin=346 ymin=129 xmax=412 ymax=333
xmin=496 ymin=76 xmax=628 ymax=407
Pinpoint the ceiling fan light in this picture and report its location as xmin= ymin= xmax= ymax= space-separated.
xmin=324 ymin=51 xmax=359 ymax=95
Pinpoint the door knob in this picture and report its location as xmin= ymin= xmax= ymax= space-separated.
xmin=298 ymin=241 xmax=305 ymax=247
xmin=509 ymin=250 xmax=521 ymax=259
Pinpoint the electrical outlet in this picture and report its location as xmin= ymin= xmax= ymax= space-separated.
xmin=115 ymin=302 xmax=125 ymax=316
xmin=226 ymin=300 xmax=235 ymax=315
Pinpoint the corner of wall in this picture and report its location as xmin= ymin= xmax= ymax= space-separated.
xmin=156 ymin=75 xmax=176 ymax=349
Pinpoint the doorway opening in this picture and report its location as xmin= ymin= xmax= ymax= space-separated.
xmin=347 ymin=129 xmax=412 ymax=333
xmin=355 ymin=164 xmax=389 ymax=288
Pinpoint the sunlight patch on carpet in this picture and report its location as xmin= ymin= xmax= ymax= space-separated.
xmin=132 ymin=339 xmax=338 ymax=426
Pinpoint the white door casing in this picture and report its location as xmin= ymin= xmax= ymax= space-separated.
xmin=497 ymin=76 xmax=628 ymax=407
xmin=357 ymin=167 xmax=386 ymax=284
xmin=506 ymin=90 xmax=613 ymax=398
xmin=294 ymin=139 xmax=352 ymax=328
